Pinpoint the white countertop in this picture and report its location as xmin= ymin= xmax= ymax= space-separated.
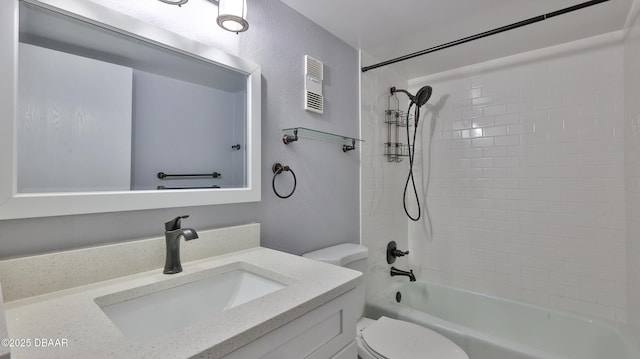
xmin=4 ymin=247 xmax=361 ymax=359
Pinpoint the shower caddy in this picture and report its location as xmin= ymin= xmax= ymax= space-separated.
xmin=384 ymin=90 xmax=413 ymax=162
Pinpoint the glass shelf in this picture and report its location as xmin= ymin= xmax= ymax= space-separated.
xmin=282 ymin=127 xmax=363 ymax=152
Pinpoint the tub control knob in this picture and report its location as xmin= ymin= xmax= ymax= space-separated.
xmin=392 ymin=248 xmax=409 ymax=257
xmin=387 ymin=241 xmax=409 ymax=264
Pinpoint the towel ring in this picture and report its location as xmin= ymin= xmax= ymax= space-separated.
xmin=272 ymin=163 xmax=296 ymax=199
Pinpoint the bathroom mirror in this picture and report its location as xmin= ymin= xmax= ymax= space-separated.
xmin=0 ymin=0 xmax=261 ymax=219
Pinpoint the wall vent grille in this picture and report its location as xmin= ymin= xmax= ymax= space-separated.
xmin=306 ymin=57 xmax=323 ymax=81
xmin=304 ymin=55 xmax=323 ymax=114
xmin=306 ymin=91 xmax=323 ymax=113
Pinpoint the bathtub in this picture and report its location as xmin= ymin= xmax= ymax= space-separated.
xmin=366 ymin=281 xmax=640 ymax=359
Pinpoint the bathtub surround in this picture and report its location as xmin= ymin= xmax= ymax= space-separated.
xmin=624 ymin=0 xmax=640 ymax=338
xmin=407 ymin=32 xmax=626 ymax=321
xmin=358 ymin=2 xmax=640 ymax=338
xmin=360 ymin=51 xmax=413 ymax=298
xmin=0 ymin=0 xmax=359 ymax=258
xmin=360 ymin=31 xmax=634 ymax=324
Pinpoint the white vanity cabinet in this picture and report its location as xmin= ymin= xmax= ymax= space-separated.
xmin=224 ymin=288 xmax=359 ymax=359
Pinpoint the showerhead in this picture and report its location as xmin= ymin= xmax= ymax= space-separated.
xmin=414 ymin=86 xmax=432 ymax=107
xmin=390 ymin=85 xmax=432 ymax=107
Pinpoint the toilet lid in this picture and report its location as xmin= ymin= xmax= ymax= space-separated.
xmin=361 ymin=317 xmax=468 ymax=359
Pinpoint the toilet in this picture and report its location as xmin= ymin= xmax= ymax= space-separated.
xmin=303 ymin=243 xmax=468 ymax=359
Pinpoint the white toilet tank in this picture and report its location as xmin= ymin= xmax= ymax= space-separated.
xmin=302 ymin=243 xmax=368 ymax=274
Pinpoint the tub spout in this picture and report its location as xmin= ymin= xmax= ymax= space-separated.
xmin=390 ymin=266 xmax=416 ymax=282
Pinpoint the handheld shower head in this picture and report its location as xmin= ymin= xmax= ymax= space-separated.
xmin=415 ymin=86 xmax=432 ymax=107
xmin=390 ymin=85 xmax=432 ymax=107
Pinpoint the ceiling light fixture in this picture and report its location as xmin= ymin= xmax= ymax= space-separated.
xmin=216 ymin=0 xmax=249 ymax=33
xmin=157 ymin=0 xmax=247 ymax=34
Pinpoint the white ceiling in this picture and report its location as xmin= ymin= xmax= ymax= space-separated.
xmin=279 ymin=0 xmax=632 ymax=79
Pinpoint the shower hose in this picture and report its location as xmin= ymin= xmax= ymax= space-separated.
xmin=404 ymin=103 xmax=421 ymax=221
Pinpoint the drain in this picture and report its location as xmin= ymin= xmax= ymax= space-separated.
xmin=396 ymin=291 xmax=402 ymax=303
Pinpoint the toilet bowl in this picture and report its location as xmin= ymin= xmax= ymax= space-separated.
xmin=356 ymin=317 xmax=467 ymax=359
xmin=303 ymin=244 xmax=468 ymax=359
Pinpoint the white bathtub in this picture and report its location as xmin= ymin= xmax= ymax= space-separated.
xmin=366 ymin=281 xmax=640 ymax=359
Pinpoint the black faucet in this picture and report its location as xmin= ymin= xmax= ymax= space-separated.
xmin=386 ymin=241 xmax=409 ymax=264
xmin=163 ymin=215 xmax=199 ymax=274
xmin=390 ymin=266 xmax=416 ymax=282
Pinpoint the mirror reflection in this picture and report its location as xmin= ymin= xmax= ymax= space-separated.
xmin=18 ymin=2 xmax=247 ymax=193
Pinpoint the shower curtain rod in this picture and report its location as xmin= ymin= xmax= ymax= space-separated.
xmin=361 ymin=0 xmax=610 ymax=73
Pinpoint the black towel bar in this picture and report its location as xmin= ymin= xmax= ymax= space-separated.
xmin=157 ymin=172 xmax=221 ymax=179
xmin=157 ymin=185 xmax=221 ymax=190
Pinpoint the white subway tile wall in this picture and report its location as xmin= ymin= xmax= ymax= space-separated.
xmin=409 ymin=33 xmax=627 ymax=322
xmin=360 ymin=52 xmax=412 ymax=297
xmin=624 ymin=0 xmax=640 ymax=331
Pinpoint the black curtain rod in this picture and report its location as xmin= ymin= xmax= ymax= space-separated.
xmin=361 ymin=0 xmax=610 ymax=73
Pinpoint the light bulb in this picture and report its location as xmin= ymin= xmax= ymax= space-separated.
xmin=217 ymin=0 xmax=249 ymax=33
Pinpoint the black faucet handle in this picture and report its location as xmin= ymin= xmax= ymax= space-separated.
xmin=387 ymin=241 xmax=410 ymax=264
xmin=165 ymin=215 xmax=190 ymax=231
xmin=392 ymin=248 xmax=409 ymax=257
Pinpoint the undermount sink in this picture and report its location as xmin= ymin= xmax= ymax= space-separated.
xmin=95 ymin=265 xmax=287 ymax=341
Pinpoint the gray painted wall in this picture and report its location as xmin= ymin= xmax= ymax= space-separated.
xmin=0 ymin=0 xmax=359 ymax=259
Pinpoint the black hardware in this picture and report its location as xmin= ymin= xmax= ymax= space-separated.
xmin=283 ymin=134 xmax=299 ymax=144
xmin=361 ymin=0 xmax=610 ymax=73
xmin=281 ymin=127 xmax=362 ymax=152
xmin=342 ymin=139 xmax=356 ymax=152
xmin=390 ymin=266 xmax=416 ymax=282
xmin=387 ymin=241 xmax=409 ymax=264
xmin=283 ymin=128 xmax=299 ymax=144
xmin=396 ymin=291 xmax=402 ymax=303
xmin=164 ymin=215 xmax=198 ymax=274
xmin=272 ymin=162 xmax=297 ymax=199
xmin=157 ymin=172 xmax=221 ymax=179
xmin=158 ymin=172 xmax=222 ymax=179
xmin=157 ymin=185 xmax=220 ymax=190
xmin=231 ymin=144 xmax=242 ymax=150
xmin=165 ymin=215 xmax=189 ymax=231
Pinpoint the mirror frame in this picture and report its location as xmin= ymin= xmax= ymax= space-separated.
xmin=0 ymin=0 xmax=261 ymax=219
